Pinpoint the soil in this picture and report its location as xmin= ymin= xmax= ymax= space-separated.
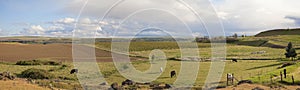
xmin=0 ymin=43 xmax=142 ymax=62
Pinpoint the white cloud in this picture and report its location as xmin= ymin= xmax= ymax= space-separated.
xmin=4 ymin=0 xmax=300 ymax=37
xmin=0 ymin=28 xmax=10 ymax=37
xmin=60 ymin=18 xmax=75 ymax=24
xmin=64 ymin=0 xmax=217 ymax=37
xmin=285 ymin=15 xmax=300 ymax=26
xmin=192 ymin=32 xmax=202 ymax=37
xmin=19 ymin=0 xmax=300 ymax=37
xmin=0 ymin=28 xmax=3 ymax=35
xmin=217 ymin=11 xmax=229 ymax=20
xmin=53 ymin=18 xmax=75 ymax=25
xmin=48 ymin=26 xmax=65 ymax=31
xmin=213 ymin=0 xmax=300 ymax=35
xmin=22 ymin=25 xmax=45 ymax=35
xmin=20 ymin=17 xmax=107 ymax=37
xmin=78 ymin=18 xmax=92 ymax=24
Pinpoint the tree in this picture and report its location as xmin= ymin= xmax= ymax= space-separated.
xmin=285 ymin=42 xmax=297 ymax=60
xmin=233 ymin=33 xmax=238 ymax=38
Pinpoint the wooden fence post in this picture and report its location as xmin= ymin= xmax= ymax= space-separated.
xmin=292 ymin=75 xmax=295 ymax=85
xmin=280 ymin=71 xmax=283 ymax=82
xmin=284 ymin=69 xmax=287 ymax=78
xmin=232 ymin=73 xmax=234 ymax=85
xmin=226 ymin=73 xmax=229 ymax=86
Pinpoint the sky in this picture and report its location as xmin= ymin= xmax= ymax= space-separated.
xmin=0 ymin=0 xmax=300 ymax=37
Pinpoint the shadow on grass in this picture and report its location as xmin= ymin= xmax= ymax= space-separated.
xmin=236 ymin=40 xmax=268 ymax=47
xmin=246 ymin=63 xmax=282 ymax=70
xmin=278 ymin=81 xmax=300 ymax=85
xmin=158 ymin=76 xmax=169 ymax=79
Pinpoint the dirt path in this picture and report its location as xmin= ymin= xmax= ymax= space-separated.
xmin=217 ymin=83 xmax=300 ymax=90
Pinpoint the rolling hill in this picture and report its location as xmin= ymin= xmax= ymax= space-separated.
xmin=232 ymin=28 xmax=300 ymax=49
xmin=255 ymin=28 xmax=300 ymax=37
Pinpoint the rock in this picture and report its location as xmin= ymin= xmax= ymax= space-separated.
xmin=0 ymin=72 xmax=15 ymax=80
xmin=70 ymin=69 xmax=78 ymax=74
xmin=252 ymin=87 xmax=264 ymax=90
xmin=100 ymin=82 xmax=108 ymax=85
xmin=164 ymin=84 xmax=172 ymax=89
xmin=110 ymin=82 xmax=119 ymax=90
xmin=121 ymin=79 xmax=134 ymax=86
xmin=143 ymin=82 xmax=151 ymax=85
xmin=238 ymin=80 xmax=253 ymax=85
xmin=149 ymin=84 xmax=159 ymax=88
xmin=0 ymin=75 xmax=3 ymax=80
xmin=8 ymin=75 xmax=15 ymax=80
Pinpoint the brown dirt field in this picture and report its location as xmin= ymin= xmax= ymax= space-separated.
xmin=0 ymin=43 xmax=141 ymax=62
xmin=217 ymin=84 xmax=300 ymax=90
xmin=0 ymin=79 xmax=52 ymax=90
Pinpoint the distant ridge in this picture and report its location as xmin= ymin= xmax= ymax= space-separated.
xmin=255 ymin=28 xmax=300 ymax=37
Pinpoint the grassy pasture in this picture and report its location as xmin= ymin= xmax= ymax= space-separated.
xmin=237 ymin=35 xmax=300 ymax=48
xmin=127 ymin=44 xmax=285 ymax=60
xmin=0 ymin=62 xmax=81 ymax=90
xmin=0 ymin=35 xmax=299 ymax=89
xmin=0 ymin=59 xmax=287 ymax=89
xmin=95 ymin=42 xmax=211 ymax=52
xmin=96 ymin=39 xmax=290 ymax=60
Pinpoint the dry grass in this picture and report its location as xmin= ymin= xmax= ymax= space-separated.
xmin=0 ymin=79 xmax=51 ymax=90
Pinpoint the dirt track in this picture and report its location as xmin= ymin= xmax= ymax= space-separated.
xmin=217 ymin=83 xmax=299 ymax=90
xmin=0 ymin=43 xmax=140 ymax=62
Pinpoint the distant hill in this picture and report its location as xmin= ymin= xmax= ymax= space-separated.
xmin=255 ymin=28 xmax=300 ymax=37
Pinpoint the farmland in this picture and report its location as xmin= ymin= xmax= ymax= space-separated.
xmin=0 ymin=58 xmax=291 ymax=89
xmin=0 ymin=34 xmax=299 ymax=89
xmin=0 ymin=43 xmax=141 ymax=62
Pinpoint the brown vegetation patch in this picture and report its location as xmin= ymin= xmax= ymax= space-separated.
xmin=0 ymin=43 xmax=141 ymax=62
xmin=0 ymin=78 xmax=51 ymax=90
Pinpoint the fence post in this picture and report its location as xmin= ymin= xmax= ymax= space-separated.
xmin=232 ymin=73 xmax=234 ymax=85
xmin=292 ymin=75 xmax=295 ymax=84
xmin=226 ymin=73 xmax=228 ymax=86
xmin=258 ymin=75 xmax=260 ymax=82
xmin=280 ymin=71 xmax=283 ymax=82
xmin=284 ymin=69 xmax=287 ymax=78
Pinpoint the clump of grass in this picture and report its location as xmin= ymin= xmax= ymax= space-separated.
xmin=58 ymin=76 xmax=77 ymax=81
xmin=58 ymin=64 xmax=68 ymax=70
xmin=19 ymin=68 xmax=55 ymax=79
xmin=37 ymin=80 xmax=82 ymax=90
xmin=48 ymin=64 xmax=69 ymax=72
xmin=16 ymin=60 xmax=61 ymax=66
xmin=102 ymin=70 xmax=118 ymax=78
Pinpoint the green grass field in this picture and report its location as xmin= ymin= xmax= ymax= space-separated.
xmin=0 ymin=34 xmax=299 ymax=89
xmin=0 ymin=60 xmax=293 ymax=89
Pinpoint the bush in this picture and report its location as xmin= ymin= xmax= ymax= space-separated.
xmin=16 ymin=60 xmax=41 ymax=65
xmin=20 ymin=68 xmax=54 ymax=79
xmin=59 ymin=64 xmax=68 ymax=70
xmin=16 ymin=60 xmax=61 ymax=66
xmin=168 ymin=57 xmax=180 ymax=61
